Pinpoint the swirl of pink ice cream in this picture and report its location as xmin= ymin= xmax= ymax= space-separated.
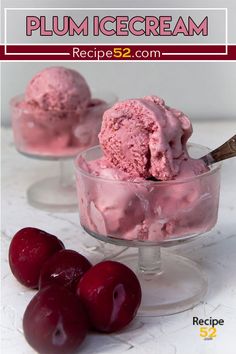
xmin=99 ymin=96 xmax=197 ymax=180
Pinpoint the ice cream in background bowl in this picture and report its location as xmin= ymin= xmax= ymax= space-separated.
xmin=75 ymin=95 xmax=222 ymax=316
xmin=11 ymin=66 xmax=117 ymax=158
xmin=10 ymin=66 xmax=117 ymax=212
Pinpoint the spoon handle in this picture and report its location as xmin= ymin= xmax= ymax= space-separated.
xmin=201 ymin=134 xmax=236 ymax=165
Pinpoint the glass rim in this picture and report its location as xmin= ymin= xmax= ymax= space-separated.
xmin=74 ymin=144 xmax=222 ymax=186
xmin=10 ymin=90 xmax=118 ymax=114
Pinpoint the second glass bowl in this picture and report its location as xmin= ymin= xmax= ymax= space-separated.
xmin=10 ymin=91 xmax=117 ymax=212
xmin=11 ymin=90 xmax=117 ymax=159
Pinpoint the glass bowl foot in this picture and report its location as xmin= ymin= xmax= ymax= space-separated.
xmin=27 ymin=176 xmax=78 ymax=212
xmin=116 ymin=252 xmax=207 ymax=317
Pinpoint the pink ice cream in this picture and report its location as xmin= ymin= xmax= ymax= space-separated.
xmin=76 ymin=96 xmax=221 ymax=242
xmin=11 ymin=67 xmax=110 ymax=157
xmin=99 ymin=96 xmax=206 ymax=180
xmin=25 ymin=67 xmax=91 ymax=112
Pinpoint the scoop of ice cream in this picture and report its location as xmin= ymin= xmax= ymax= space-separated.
xmin=25 ymin=67 xmax=91 ymax=112
xmin=11 ymin=67 xmax=113 ymax=157
xmin=99 ymin=96 xmax=193 ymax=180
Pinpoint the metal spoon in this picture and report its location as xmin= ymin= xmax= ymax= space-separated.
xmin=201 ymin=134 xmax=236 ymax=166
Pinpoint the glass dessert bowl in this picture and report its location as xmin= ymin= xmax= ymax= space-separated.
xmin=10 ymin=91 xmax=117 ymax=212
xmin=75 ymin=144 xmax=221 ymax=316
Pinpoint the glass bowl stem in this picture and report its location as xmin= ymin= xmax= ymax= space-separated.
xmin=138 ymin=246 xmax=162 ymax=277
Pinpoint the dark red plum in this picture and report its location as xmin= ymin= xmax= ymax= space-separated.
xmin=39 ymin=249 xmax=92 ymax=292
xmin=9 ymin=227 xmax=65 ymax=288
xmin=23 ymin=285 xmax=88 ymax=354
xmin=77 ymin=260 xmax=142 ymax=333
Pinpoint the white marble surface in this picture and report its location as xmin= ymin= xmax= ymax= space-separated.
xmin=1 ymin=122 xmax=236 ymax=354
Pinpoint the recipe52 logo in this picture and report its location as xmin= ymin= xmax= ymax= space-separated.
xmin=193 ymin=316 xmax=224 ymax=340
